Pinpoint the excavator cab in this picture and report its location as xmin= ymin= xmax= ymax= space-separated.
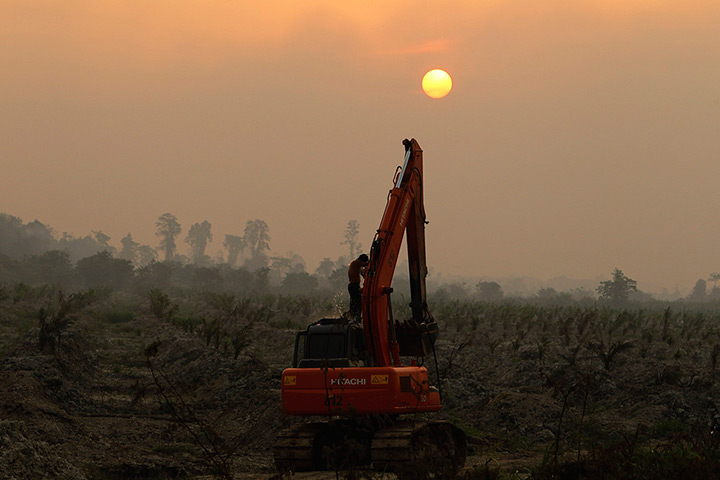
xmin=293 ymin=318 xmax=366 ymax=368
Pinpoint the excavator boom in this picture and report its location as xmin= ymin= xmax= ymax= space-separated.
xmin=363 ymin=138 xmax=430 ymax=367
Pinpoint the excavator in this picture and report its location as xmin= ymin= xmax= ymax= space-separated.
xmin=274 ymin=139 xmax=466 ymax=477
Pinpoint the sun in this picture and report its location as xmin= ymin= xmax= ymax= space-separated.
xmin=422 ymin=69 xmax=452 ymax=99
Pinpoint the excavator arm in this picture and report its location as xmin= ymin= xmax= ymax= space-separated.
xmin=362 ymin=138 xmax=436 ymax=367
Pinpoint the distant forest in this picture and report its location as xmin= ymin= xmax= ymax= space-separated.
xmin=0 ymin=212 xmax=360 ymax=296
xmin=2 ymin=212 xmax=720 ymax=306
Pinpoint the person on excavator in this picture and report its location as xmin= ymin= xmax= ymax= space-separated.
xmin=347 ymin=253 xmax=369 ymax=320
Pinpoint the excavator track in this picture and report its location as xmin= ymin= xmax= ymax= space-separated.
xmin=275 ymin=419 xmax=466 ymax=478
xmin=274 ymin=422 xmax=326 ymax=472
xmin=372 ymin=420 xmax=467 ymax=478
xmin=274 ymin=420 xmax=374 ymax=472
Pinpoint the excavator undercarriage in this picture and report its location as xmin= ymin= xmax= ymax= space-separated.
xmin=274 ymin=417 xmax=466 ymax=478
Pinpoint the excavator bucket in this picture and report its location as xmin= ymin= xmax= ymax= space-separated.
xmin=395 ymin=320 xmax=438 ymax=357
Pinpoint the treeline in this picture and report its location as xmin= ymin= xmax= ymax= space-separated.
xmin=438 ymin=269 xmax=720 ymax=308
xmin=0 ymin=213 xmax=136 ymax=265
xmin=0 ymin=212 xmax=361 ymax=296
xmin=0 ymin=249 xmax=354 ymax=296
xmin=0 ymin=211 xmax=365 ymax=271
xmin=0 ymin=212 xmax=298 ymax=269
xmin=5 ymin=212 xmax=720 ymax=307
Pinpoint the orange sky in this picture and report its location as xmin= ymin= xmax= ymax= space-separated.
xmin=2 ymin=1 xmax=720 ymax=293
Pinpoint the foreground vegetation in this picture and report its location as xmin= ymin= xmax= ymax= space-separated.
xmin=1 ymin=280 xmax=719 ymax=479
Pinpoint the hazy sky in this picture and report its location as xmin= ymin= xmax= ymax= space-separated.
xmin=2 ymin=1 xmax=719 ymax=293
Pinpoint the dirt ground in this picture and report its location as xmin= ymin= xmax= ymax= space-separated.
xmin=2 ymin=295 xmax=719 ymax=479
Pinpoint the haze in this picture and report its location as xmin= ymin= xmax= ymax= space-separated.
xmin=2 ymin=1 xmax=719 ymax=294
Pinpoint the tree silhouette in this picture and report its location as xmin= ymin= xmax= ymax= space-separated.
xmin=57 ymin=232 xmax=110 ymax=262
xmin=244 ymin=220 xmax=270 ymax=257
xmin=92 ymin=231 xmax=113 ymax=253
xmin=476 ymin=281 xmax=504 ymax=301
xmin=253 ymin=266 xmax=270 ymax=292
xmin=597 ymin=268 xmax=637 ymax=305
xmin=689 ymin=279 xmax=707 ymax=301
xmin=271 ymin=252 xmax=305 ymax=275
xmin=314 ymin=257 xmax=335 ymax=278
xmin=709 ymin=272 xmax=720 ymax=289
xmin=76 ymin=250 xmax=134 ymax=290
xmin=155 ymin=213 xmax=181 ymax=261
xmin=341 ymin=220 xmax=362 ymax=259
xmin=239 ymin=220 xmax=270 ymax=270
xmin=22 ymin=250 xmax=76 ymax=286
xmin=223 ymin=234 xmax=246 ymax=267
xmin=122 ymin=234 xmax=156 ymax=266
xmin=136 ymin=245 xmax=157 ymax=266
xmin=119 ymin=233 xmax=139 ymax=264
xmin=0 ymin=214 xmax=55 ymax=258
xmin=135 ymin=260 xmax=174 ymax=290
xmin=185 ymin=220 xmax=213 ymax=264
xmin=191 ymin=266 xmax=224 ymax=291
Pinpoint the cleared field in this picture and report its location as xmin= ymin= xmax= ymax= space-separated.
xmin=1 ymin=288 xmax=719 ymax=478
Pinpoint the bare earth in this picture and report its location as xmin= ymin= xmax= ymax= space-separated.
xmin=2 ymin=294 xmax=719 ymax=479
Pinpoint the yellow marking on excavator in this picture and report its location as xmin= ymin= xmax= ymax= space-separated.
xmin=284 ymin=376 xmax=296 ymax=385
xmin=371 ymin=374 xmax=389 ymax=384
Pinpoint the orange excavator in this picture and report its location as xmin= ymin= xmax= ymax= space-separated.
xmin=274 ymin=139 xmax=466 ymax=477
